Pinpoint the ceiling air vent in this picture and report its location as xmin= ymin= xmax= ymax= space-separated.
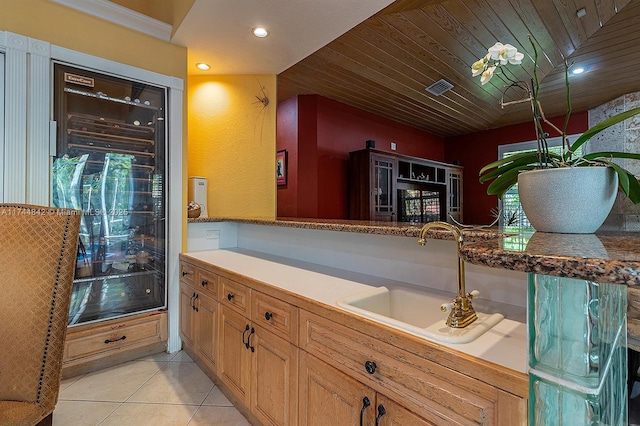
xmin=425 ymin=79 xmax=454 ymax=96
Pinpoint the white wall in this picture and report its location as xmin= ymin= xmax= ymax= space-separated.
xmin=187 ymin=221 xmax=238 ymax=251
xmin=186 ymin=222 xmax=528 ymax=308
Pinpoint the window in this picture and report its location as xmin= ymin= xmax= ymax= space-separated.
xmin=497 ymin=135 xmax=582 ymax=228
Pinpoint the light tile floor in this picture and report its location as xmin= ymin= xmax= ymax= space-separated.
xmin=54 ymin=351 xmax=251 ymax=426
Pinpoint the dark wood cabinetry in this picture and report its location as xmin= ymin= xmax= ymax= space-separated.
xmin=349 ymin=150 xmax=397 ymax=221
xmin=349 ymin=149 xmax=463 ymax=223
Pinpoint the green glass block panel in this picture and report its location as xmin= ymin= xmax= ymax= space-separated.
xmin=530 ymin=373 xmax=596 ymax=425
xmin=528 ymin=274 xmax=626 ymax=387
xmin=530 ymin=343 xmax=627 ymax=426
xmin=528 ymin=274 xmax=628 ymax=426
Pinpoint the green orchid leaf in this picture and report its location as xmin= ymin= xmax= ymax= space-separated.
xmin=603 ymin=162 xmax=640 ymax=204
xmin=479 ymin=152 xmax=561 ymax=183
xmin=570 ymin=106 xmax=640 ymax=152
xmin=486 ymin=174 xmax=517 ymax=198
xmin=485 ymin=165 xmax=536 ymax=198
xmin=478 ymin=151 xmax=541 ymax=176
xmin=479 ymin=154 xmax=539 ymax=183
xmin=607 ymin=162 xmax=630 ymax=196
xmin=614 ymin=165 xmax=640 ymax=204
xmin=627 ymin=172 xmax=640 ymax=204
xmin=581 ymin=151 xmax=640 ymax=162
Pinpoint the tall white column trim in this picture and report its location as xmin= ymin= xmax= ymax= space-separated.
xmin=3 ymin=32 xmax=28 ymax=202
xmin=166 ymin=83 xmax=184 ymax=353
xmin=27 ymin=39 xmax=52 ymax=205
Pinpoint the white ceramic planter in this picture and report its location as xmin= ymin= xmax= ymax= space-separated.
xmin=517 ymin=167 xmax=618 ymax=233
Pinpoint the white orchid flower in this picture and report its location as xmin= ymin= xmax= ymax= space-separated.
xmin=471 ymin=53 xmax=491 ymax=76
xmin=488 ymin=42 xmax=522 ymax=65
xmin=501 ymin=44 xmax=518 ymax=60
xmin=471 ymin=58 xmax=486 ymax=76
xmin=488 ymin=42 xmax=505 ymax=61
xmin=472 ymin=42 xmax=524 ymax=85
xmin=509 ymin=51 xmax=525 ymax=65
xmin=480 ymin=66 xmax=496 ymax=85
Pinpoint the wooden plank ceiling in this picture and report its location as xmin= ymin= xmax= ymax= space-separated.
xmin=277 ymin=0 xmax=640 ymax=138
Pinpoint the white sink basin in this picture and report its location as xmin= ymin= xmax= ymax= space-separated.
xmin=336 ymin=286 xmax=504 ymax=344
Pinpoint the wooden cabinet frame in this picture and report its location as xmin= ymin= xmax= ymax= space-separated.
xmin=63 ymin=311 xmax=167 ymax=378
xmin=179 ymin=256 xmax=526 ymax=426
xmin=181 ymin=261 xmax=299 ymax=425
xmin=349 ymin=148 xmax=463 ymax=223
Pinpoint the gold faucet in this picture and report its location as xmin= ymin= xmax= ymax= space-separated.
xmin=418 ymin=221 xmax=478 ymax=328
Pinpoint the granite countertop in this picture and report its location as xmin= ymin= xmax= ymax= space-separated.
xmin=188 ymin=216 xmax=508 ymax=241
xmin=460 ymin=231 xmax=640 ymax=286
xmin=188 ymin=217 xmax=640 ymax=286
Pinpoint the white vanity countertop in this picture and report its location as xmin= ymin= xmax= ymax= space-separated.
xmin=182 ymin=248 xmax=527 ymax=374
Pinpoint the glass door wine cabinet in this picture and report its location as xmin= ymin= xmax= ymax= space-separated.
xmin=52 ymin=63 xmax=167 ymax=326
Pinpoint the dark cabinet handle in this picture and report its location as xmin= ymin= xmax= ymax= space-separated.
xmin=247 ymin=327 xmax=255 ymax=352
xmin=105 ymin=335 xmax=126 ymax=344
xmin=201 ymin=280 xmax=208 ymax=287
xmin=182 ymin=270 xmax=188 ymax=276
xmin=193 ymin=293 xmax=199 ymax=312
xmin=364 ymin=360 xmax=377 ymax=374
xmin=189 ymin=292 xmax=196 ymax=310
xmin=242 ymin=324 xmax=250 ymax=347
xmin=264 ymin=311 xmax=273 ymax=321
xmin=375 ymin=404 xmax=386 ymax=426
xmin=359 ymin=396 xmax=371 ymax=426
xmin=227 ymin=293 xmax=234 ymax=301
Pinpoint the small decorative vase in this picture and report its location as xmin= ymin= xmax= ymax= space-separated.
xmin=517 ymin=167 xmax=618 ymax=234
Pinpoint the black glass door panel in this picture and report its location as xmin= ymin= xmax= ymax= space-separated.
xmin=52 ymin=63 xmax=166 ymax=325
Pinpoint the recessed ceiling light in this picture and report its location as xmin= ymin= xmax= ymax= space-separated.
xmin=572 ymin=67 xmax=585 ymax=75
xmin=196 ymin=63 xmax=210 ymax=71
xmin=252 ymin=27 xmax=269 ymax=38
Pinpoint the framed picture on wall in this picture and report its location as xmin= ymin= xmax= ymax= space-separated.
xmin=276 ymin=150 xmax=287 ymax=186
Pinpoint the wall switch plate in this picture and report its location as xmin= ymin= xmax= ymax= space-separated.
xmin=391 ymin=142 xmax=397 ymax=151
xmin=205 ymin=230 xmax=220 ymax=240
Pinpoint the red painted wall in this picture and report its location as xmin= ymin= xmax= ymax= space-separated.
xmin=277 ymin=94 xmax=587 ymax=223
xmin=297 ymin=97 xmax=319 ymax=217
xmin=277 ymin=95 xmax=445 ymax=219
xmin=444 ymin=111 xmax=589 ymax=225
xmin=276 ymin=97 xmax=298 ymax=218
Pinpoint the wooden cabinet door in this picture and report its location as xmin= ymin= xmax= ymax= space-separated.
xmin=251 ymin=326 xmax=298 ymax=426
xmin=180 ymin=262 xmax=195 ymax=285
xmin=179 ymin=281 xmax=196 ymax=347
xmin=300 ymin=309 xmax=522 ymax=425
xmin=446 ymin=168 xmax=462 ymax=223
xmin=218 ymin=305 xmax=251 ymax=406
xmin=375 ymin=394 xmax=436 ymax=426
xmin=370 ymin=153 xmax=397 ymax=221
xmin=299 ymin=351 xmax=374 ymax=426
xmin=219 ymin=276 xmax=251 ymax=316
xmin=194 ymin=291 xmax=218 ymax=373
